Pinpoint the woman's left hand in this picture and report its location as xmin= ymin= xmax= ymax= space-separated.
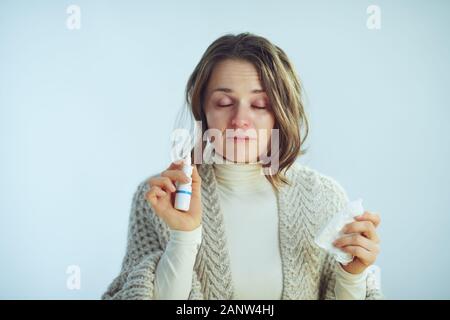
xmin=333 ymin=211 xmax=381 ymax=274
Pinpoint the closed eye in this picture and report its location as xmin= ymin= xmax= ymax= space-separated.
xmin=217 ymin=104 xmax=267 ymax=109
xmin=252 ymin=105 xmax=267 ymax=109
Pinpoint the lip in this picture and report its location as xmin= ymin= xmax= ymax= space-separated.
xmin=223 ymin=128 xmax=257 ymax=141
xmin=227 ymin=136 xmax=256 ymax=141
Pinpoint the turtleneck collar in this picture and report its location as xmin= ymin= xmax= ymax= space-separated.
xmin=212 ymin=152 xmax=273 ymax=194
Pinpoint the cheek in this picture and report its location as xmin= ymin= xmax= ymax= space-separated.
xmin=205 ymin=106 xmax=228 ymax=130
xmin=256 ymin=114 xmax=275 ymax=137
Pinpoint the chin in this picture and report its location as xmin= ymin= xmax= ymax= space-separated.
xmin=214 ymin=142 xmax=260 ymax=164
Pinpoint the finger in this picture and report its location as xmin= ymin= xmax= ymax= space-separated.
xmin=161 ymin=169 xmax=191 ymax=184
xmin=151 ymin=185 xmax=167 ymax=198
xmin=355 ymin=211 xmax=381 ymax=228
xmin=340 ymin=245 xmax=376 ymax=266
xmin=145 ymin=186 xmax=167 ymax=208
xmin=342 ymin=221 xmax=380 ymax=243
xmin=333 ymin=234 xmax=380 ymax=254
xmin=149 ymin=176 xmax=177 ymax=193
xmin=167 ymin=159 xmax=185 ymax=170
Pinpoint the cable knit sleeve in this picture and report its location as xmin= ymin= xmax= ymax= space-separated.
xmin=101 ymin=179 xmax=204 ymax=300
xmin=317 ymin=174 xmax=385 ymax=300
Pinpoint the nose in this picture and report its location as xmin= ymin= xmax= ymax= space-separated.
xmin=230 ymin=104 xmax=251 ymax=129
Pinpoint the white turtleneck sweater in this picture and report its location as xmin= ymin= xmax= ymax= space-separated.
xmin=154 ymin=154 xmax=367 ymax=299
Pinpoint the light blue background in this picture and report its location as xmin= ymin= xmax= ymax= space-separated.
xmin=1 ymin=0 xmax=449 ymax=299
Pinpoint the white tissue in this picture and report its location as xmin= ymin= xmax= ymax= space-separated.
xmin=314 ymin=199 xmax=365 ymax=265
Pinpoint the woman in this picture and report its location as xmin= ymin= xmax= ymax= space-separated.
xmin=102 ymin=33 xmax=383 ymax=300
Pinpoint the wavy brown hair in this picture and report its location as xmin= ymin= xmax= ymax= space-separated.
xmin=185 ymin=32 xmax=309 ymax=191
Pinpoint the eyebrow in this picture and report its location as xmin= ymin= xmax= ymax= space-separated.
xmin=211 ymin=87 xmax=266 ymax=94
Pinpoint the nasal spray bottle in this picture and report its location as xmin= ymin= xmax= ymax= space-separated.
xmin=174 ymin=153 xmax=193 ymax=211
xmin=171 ymin=110 xmax=200 ymax=212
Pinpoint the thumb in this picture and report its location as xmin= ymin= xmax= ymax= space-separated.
xmin=191 ymin=164 xmax=201 ymax=196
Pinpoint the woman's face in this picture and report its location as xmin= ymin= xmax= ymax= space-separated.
xmin=204 ymin=59 xmax=275 ymax=163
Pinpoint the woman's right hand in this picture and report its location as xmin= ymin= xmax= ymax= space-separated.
xmin=145 ymin=160 xmax=202 ymax=232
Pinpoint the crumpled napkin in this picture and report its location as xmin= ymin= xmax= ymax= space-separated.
xmin=314 ymin=199 xmax=365 ymax=265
